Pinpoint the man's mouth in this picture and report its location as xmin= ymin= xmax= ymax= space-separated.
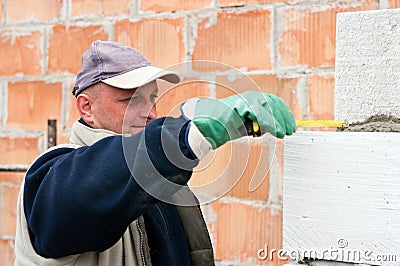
xmin=130 ymin=120 xmax=152 ymax=129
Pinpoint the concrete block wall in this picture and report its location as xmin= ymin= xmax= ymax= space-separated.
xmin=335 ymin=9 xmax=400 ymax=123
xmin=284 ymin=131 xmax=400 ymax=265
xmin=283 ymin=7 xmax=400 ymax=266
xmin=0 ymin=0 xmax=398 ymax=265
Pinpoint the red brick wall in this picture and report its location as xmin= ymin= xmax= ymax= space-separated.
xmin=0 ymin=0 xmax=393 ymax=265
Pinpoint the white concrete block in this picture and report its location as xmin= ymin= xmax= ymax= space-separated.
xmin=334 ymin=9 xmax=400 ymax=123
xmin=283 ymin=131 xmax=400 ymax=265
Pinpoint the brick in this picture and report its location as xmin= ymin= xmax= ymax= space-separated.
xmin=191 ymin=137 xmax=284 ymax=201
xmin=0 ymin=31 xmax=43 ymax=76
xmin=156 ymin=79 xmax=210 ymax=117
xmin=191 ymin=139 xmax=276 ymax=200
xmin=279 ymin=0 xmax=375 ymax=68
xmin=6 ymin=0 xmax=62 ymax=23
xmin=0 ymin=172 xmax=25 ymax=184
xmin=57 ymin=132 xmax=71 ymax=144
xmin=114 ymin=18 xmax=185 ymax=68
xmin=189 ymin=142 xmax=232 ymax=197
xmin=48 ymin=24 xmax=108 ymax=74
xmin=216 ymin=74 xmax=303 ymax=119
xmin=6 ymin=81 xmax=62 ymax=131
xmin=71 ymin=0 xmax=131 ymax=17
xmin=219 ymin=0 xmax=289 ymax=7
xmin=307 ymin=74 xmax=335 ymax=120
xmin=140 ymin=0 xmax=212 ymax=12
xmin=192 ymin=10 xmax=272 ymax=71
xmin=0 ymin=185 xmax=20 ymax=235
xmin=208 ymin=201 xmax=283 ymax=264
xmin=0 ymin=239 xmax=15 ymax=266
xmin=0 ymin=136 xmax=40 ymax=165
xmin=388 ymin=0 xmax=400 ymax=8
xmin=0 ymin=2 xmax=3 ymax=23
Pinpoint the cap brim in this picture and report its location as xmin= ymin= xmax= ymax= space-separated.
xmin=101 ymin=66 xmax=180 ymax=89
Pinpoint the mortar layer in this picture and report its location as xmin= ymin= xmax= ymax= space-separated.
xmin=340 ymin=114 xmax=400 ymax=132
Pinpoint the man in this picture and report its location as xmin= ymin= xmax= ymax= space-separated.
xmin=15 ymin=40 xmax=296 ymax=266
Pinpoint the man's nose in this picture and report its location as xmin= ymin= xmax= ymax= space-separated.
xmin=147 ymin=104 xmax=157 ymax=120
xmin=139 ymin=100 xmax=157 ymax=119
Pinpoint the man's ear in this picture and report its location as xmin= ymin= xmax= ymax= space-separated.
xmin=76 ymin=94 xmax=95 ymax=126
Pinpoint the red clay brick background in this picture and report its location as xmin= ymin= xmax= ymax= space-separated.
xmin=0 ymin=0 xmax=395 ymax=265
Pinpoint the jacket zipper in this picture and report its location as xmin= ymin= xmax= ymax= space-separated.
xmin=136 ymin=218 xmax=147 ymax=266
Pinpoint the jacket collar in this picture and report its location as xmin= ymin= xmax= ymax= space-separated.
xmin=69 ymin=119 xmax=119 ymax=146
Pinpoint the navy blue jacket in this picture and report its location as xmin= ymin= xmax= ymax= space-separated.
xmin=23 ymin=116 xmax=200 ymax=264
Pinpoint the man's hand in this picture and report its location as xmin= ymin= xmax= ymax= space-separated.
xmin=182 ymin=91 xmax=297 ymax=149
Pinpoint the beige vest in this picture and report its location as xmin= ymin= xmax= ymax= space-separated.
xmin=15 ymin=121 xmax=214 ymax=266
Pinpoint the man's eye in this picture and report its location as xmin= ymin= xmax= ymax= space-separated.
xmin=129 ymin=96 xmax=139 ymax=103
xmin=150 ymin=95 xmax=158 ymax=102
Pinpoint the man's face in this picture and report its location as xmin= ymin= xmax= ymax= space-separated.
xmin=89 ymin=81 xmax=158 ymax=134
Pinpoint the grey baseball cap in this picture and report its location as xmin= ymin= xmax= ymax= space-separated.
xmin=72 ymin=40 xmax=180 ymax=96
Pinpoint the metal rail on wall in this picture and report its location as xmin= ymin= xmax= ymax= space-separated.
xmin=47 ymin=119 xmax=57 ymax=148
xmin=0 ymin=119 xmax=57 ymax=172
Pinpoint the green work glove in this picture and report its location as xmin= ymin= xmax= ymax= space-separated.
xmin=185 ymin=91 xmax=296 ymax=149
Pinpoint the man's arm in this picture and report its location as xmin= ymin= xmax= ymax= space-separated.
xmin=24 ymin=116 xmax=199 ymax=258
